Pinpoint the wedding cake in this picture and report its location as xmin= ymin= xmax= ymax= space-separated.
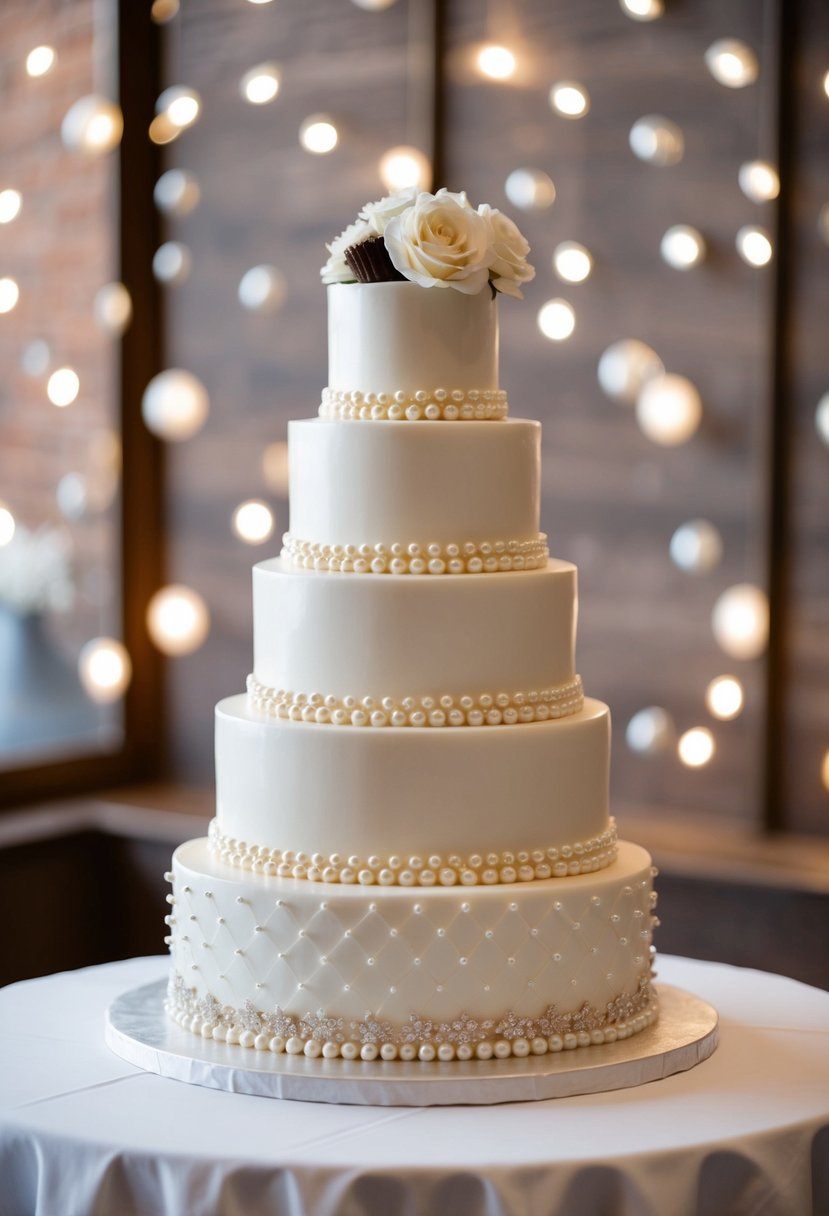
xmin=165 ymin=188 xmax=659 ymax=1065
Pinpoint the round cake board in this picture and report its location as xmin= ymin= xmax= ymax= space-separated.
xmin=105 ymin=981 xmax=717 ymax=1107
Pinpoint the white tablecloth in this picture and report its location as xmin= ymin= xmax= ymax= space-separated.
xmin=0 ymin=955 xmax=827 ymax=1216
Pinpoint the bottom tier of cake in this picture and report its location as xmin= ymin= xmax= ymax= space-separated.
xmin=166 ymin=838 xmax=658 ymax=1062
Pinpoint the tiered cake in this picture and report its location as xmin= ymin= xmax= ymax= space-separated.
xmin=165 ymin=190 xmax=658 ymax=1065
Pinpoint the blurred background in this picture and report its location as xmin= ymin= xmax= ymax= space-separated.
xmin=0 ymin=0 xmax=827 ymax=988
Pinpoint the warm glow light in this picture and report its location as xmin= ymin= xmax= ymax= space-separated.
xmin=157 ymin=86 xmax=201 ymax=129
xmin=739 ymin=161 xmax=780 ymax=203
xmin=78 ymin=637 xmax=132 ymax=703
xmin=240 ymin=63 xmax=281 ymax=105
xmin=263 ymin=441 xmax=290 ymax=495
xmin=549 ymin=82 xmax=590 ymax=118
xmin=626 ymin=706 xmax=675 ymax=755
xmin=0 ymin=277 xmax=19 ymax=314
xmin=678 ymin=727 xmax=715 ymax=768
xmin=476 ymin=45 xmax=516 ymax=81
xmin=712 ymin=583 xmax=769 ymax=660
xmin=0 ymin=504 xmax=15 ymax=548
xmin=232 ymin=500 xmax=275 ymax=544
xmin=142 ymin=369 xmax=209 ymax=441
xmin=379 ymin=146 xmax=431 ymax=192
xmin=148 ymin=114 xmax=181 ymax=146
xmin=669 ymin=519 xmax=723 ymax=574
xmin=629 ymin=115 xmax=684 ymax=166
xmin=61 ymin=96 xmax=124 ymax=155
xmin=299 ymin=116 xmax=339 ymax=154
xmin=597 ymin=339 xmax=664 ymax=405
xmin=736 ymin=226 xmax=773 ymax=266
xmin=706 ymin=675 xmax=744 ymax=720
xmin=151 ymin=0 xmax=180 ymax=21
xmin=636 ymin=374 xmax=702 ymax=446
xmin=816 ymin=392 xmax=829 ymax=447
xmin=537 ymin=298 xmax=575 ymax=341
xmin=620 ymin=0 xmax=663 ymax=19
xmin=705 ymin=39 xmax=759 ymax=89
xmin=152 ymin=241 xmax=192 ymax=285
xmin=94 ymin=282 xmax=132 ymax=335
xmin=504 ymin=168 xmax=555 ymax=211
xmin=26 ymin=45 xmax=56 ymax=77
xmin=0 ymin=190 xmax=22 ymax=224
xmin=153 ymin=169 xmax=201 ymax=216
xmin=147 ymin=585 xmax=210 ymax=656
xmin=553 ymin=241 xmax=593 ymax=283
xmin=822 ymin=749 xmax=829 ymax=793
xmin=47 ymin=367 xmax=80 ymax=407
xmin=660 ymin=225 xmax=706 ymax=269
xmin=238 ymin=265 xmax=287 ymax=313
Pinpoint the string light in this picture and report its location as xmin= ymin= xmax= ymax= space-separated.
xmin=738 ymin=161 xmax=779 ymax=203
xmin=25 ymin=46 xmax=56 ymax=77
xmin=0 ymin=277 xmax=19 ymax=314
xmin=0 ymin=190 xmax=22 ymax=224
xmin=620 ymin=0 xmax=663 ymax=19
xmin=736 ymin=226 xmax=772 ymax=266
xmin=240 ymin=63 xmax=281 ymax=105
xmin=78 ymin=638 xmax=132 ymax=703
xmin=706 ymin=676 xmax=744 ymax=720
xmin=142 ymin=369 xmax=208 ymax=441
xmin=626 ymin=706 xmax=675 ymax=755
xmin=629 ymin=115 xmax=684 ymax=166
xmin=711 ymin=583 xmax=769 ymax=660
xmin=152 ymin=241 xmax=192 ymax=285
xmin=94 ymin=282 xmax=132 ymax=335
xmin=232 ymin=500 xmax=275 ymax=544
xmin=149 ymin=115 xmax=181 ymax=146
xmin=61 ymin=96 xmax=124 ymax=155
xmin=636 ymin=374 xmax=702 ymax=446
xmin=151 ymin=0 xmax=179 ymax=20
xmin=597 ymin=340 xmax=663 ymax=405
xmin=238 ymin=265 xmax=287 ymax=313
xmin=816 ymin=392 xmax=829 ymax=447
xmin=157 ymin=86 xmax=201 ymax=130
xmin=553 ymin=241 xmax=593 ymax=283
xmin=47 ymin=367 xmax=80 ymax=407
xmin=537 ymin=299 xmax=575 ymax=341
xmin=378 ymin=146 xmax=430 ymax=192
xmin=476 ymin=45 xmax=517 ymax=81
xmin=504 ymin=168 xmax=555 ymax=211
xmin=549 ymin=82 xmax=590 ymax=118
xmin=299 ymin=116 xmax=338 ymax=154
xmin=147 ymin=585 xmax=210 ymax=656
xmin=0 ymin=503 xmax=15 ymax=547
xmin=263 ymin=441 xmax=290 ymax=495
xmin=660 ymin=225 xmax=706 ymax=270
xmin=678 ymin=727 xmax=715 ymax=768
xmin=704 ymin=39 xmax=759 ymax=89
xmin=153 ymin=169 xmax=201 ymax=216
xmin=669 ymin=519 xmax=723 ymax=574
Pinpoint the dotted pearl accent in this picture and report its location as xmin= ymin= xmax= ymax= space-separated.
xmin=206 ymin=817 xmax=618 ymax=886
xmin=281 ymin=533 xmax=549 ymax=575
xmin=319 ymin=386 xmax=509 ymax=422
xmin=246 ymin=674 xmax=585 ymax=729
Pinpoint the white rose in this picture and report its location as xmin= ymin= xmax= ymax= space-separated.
xmin=477 ymin=204 xmax=535 ymax=299
xmin=434 ymin=187 xmax=474 ymax=210
xmin=384 ymin=192 xmax=493 ymax=294
xmin=320 ymin=218 xmax=371 ymax=284
xmin=359 ymin=187 xmax=418 ymax=236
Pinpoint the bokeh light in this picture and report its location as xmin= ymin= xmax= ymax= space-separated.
xmin=553 ymin=241 xmax=593 ymax=283
xmin=47 ymin=367 xmax=80 ymax=407
xmin=669 ymin=519 xmax=724 ymax=574
xmin=597 ymin=339 xmax=664 ymax=405
xmin=78 ymin=638 xmax=132 ymax=703
xmin=232 ymin=500 xmax=275 ymax=544
xmin=712 ymin=583 xmax=769 ymax=660
xmin=706 ymin=675 xmax=745 ymax=720
xmin=504 ymin=168 xmax=555 ymax=211
xmin=147 ymin=585 xmax=210 ymax=656
xmin=537 ymin=299 xmax=575 ymax=341
xmin=379 ymin=146 xmax=430 ymax=192
xmin=142 ymin=369 xmax=209 ymax=441
xmin=636 ymin=374 xmax=702 ymax=446
xmin=678 ymin=727 xmax=715 ymax=768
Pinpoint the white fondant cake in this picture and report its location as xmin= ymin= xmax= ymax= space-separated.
xmin=166 ymin=190 xmax=658 ymax=1066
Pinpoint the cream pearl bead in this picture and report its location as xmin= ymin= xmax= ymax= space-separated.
xmin=304 ymin=1039 xmax=322 ymax=1058
xmin=399 ymin=1043 xmax=417 ymax=1061
xmin=322 ymin=1041 xmax=340 ymax=1059
xmin=418 ymin=1043 xmax=436 ymax=1062
xmin=380 ymin=1042 xmax=398 ymax=1060
xmin=360 ymin=1043 xmax=379 ymax=1061
xmin=437 ymin=1043 xmax=455 ymax=1061
xmin=340 ymin=1042 xmax=359 ymax=1060
xmin=493 ymin=1040 xmax=511 ymax=1059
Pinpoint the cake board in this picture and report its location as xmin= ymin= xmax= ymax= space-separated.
xmin=105 ymin=981 xmax=718 ymax=1107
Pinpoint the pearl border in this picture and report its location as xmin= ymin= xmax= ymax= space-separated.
xmin=166 ymin=970 xmax=657 ymax=1062
xmin=206 ymin=817 xmax=618 ymax=886
xmin=281 ymin=533 xmax=549 ymax=575
xmin=319 ymin=386 xmax=509 ymax=422
xmin=246 ymin=673 xmax=585 ymax=728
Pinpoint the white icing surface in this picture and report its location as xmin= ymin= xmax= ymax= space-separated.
xmin=169 ymin=838 xmax=656 ymax=1025
xmin=327 ymin=281 xmax=498 ymax=396
xmin=288 ymin=417 xmax=541 ymax=551
xmin=214 ymin=694 xmax=611 ymax=861
xmin=252 ymin=557 xmax=577 ymax=700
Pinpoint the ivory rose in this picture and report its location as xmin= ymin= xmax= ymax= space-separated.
xmin=320 ymin=218 xmax=371 ymax=284
xmin=359 ymin=187 xmax=418 ymax=236
xmin=384 ymin=192 xmax=493 ymax=294
xmin=477 ymin=204 xmax=536 ymax=299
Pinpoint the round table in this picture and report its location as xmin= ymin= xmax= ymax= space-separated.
xmin=1 ymin=955 xmax=827 ymax=1216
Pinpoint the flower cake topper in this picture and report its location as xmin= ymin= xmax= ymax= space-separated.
xmin=321 ymin=187 xmax=535 ymax=299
